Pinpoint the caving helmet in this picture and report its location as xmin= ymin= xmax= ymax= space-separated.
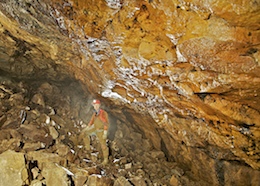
xmin=92 ymin=99 xmax=101 ymax=105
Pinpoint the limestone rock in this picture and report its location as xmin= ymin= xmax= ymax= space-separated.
xmin=30 ymin=180 xmax=44 ymax=186
xmin=38 ymin=82 xmax=55 ymax=96
xmin=49 ymin=126 xmax=59 ymax=139
xmin=0 ymin=114 xmax=7 ymax=128
xmin=55 ymin=143 xmax=70 ymax=157
xmin=31 ymin=167 xmax=40 ymax=180
xmin=18 ymin=123 xmax=53 ymax=146
xmin=41 ymin=162 xmax=68 ymax=186
xmin=31 ymin=93 xmax=45 ymax=107
xmin=86 ymin=174 xmax=112 ymax=186
xmin=23 ymin=142 xmax=42 ymax=152
xmin=9 ymin=93 xmax=24 ymax=106
xmin=150 ymin=150 xmax=165 ymax=159
xmin=0 ymin=138 xmax=21 ymax=153
xmin=0 ymin=150 xmax=28 ymax=186
xmin=26 ymin=151 xmax=67 ymax=170
xmin=129 ymin=176 xmax=147 ymax=186
xmin=113 ymin=176 xmax=132 ymax=186
xmin=71 ymin=167 xmax=89 ymax=186
xmin=170 ymin=175 xmax=179 ymax=186
xmin=223 ymin=161 xmax=260 ymax=186
xmin=0 ymin=0 xmax=260 ymax=185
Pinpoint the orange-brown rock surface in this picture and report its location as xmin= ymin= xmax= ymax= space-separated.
xmin=0 ymin=0 xmax=260 ymax=185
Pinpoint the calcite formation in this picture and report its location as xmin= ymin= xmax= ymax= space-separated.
xmin=0 ymin=0 xmax=259 ymax=185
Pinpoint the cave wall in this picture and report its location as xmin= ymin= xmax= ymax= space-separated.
xmin=0 ymin=0 xmax=260 ymax=185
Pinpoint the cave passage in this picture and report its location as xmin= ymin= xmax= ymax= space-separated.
xmin=0 ymin=0 xmax=260 ymax=185
xmin=0 ymin=74 xmax=182 ymax=185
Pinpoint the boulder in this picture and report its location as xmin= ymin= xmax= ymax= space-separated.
xmin=23 ymin=142 xmax=42 ymax=152
xmin=70 ymin=166 xmax=89 ymax=186
xmin=86 ymin=174 xmax=112 ymax=186
xmin=26 ymin=151 xmax=67 ymax=170
xmin=0 ymin=150 xmax=28 ymax=186
xmin=113 ymin=176 xmax=132 ymax=186
xmin=0 ymin=138 xmax=21 ymax=153
xmin=30 ymin=179 xmax=44 ymax=186
xmin=150 ymin=150 xmax=165 ymax=159
xmin=55 ymin=143 xmax=70 ymax=157
xmin=170 ymin=175 xmax=179 ymax=186
xmin=41 ymin=162 xmax=68 ymax=186
xmin=49 ymin=125 xmax=59 ymax=139
xmin=18 ymin=123 xmax=53 ymax=146
xmin=38 ymin=82 xmax=55 ymax=96
xmin=31 ymin=93 xmax=45 ymax=107
xmin=129 ymin=176 xmax=147 ymax=186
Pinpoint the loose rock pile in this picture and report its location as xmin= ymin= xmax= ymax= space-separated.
xmin=0 ymin=77 xmax=182 ymax=186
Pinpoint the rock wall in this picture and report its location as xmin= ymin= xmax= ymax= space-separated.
xmin=0 ymin=0 xmax=260 ymax=185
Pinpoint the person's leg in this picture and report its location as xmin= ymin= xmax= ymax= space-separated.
xmin=96 ymin=131 xmax=109 ymax=164
xmin=80 ymin=125 xmax=96 ymax=151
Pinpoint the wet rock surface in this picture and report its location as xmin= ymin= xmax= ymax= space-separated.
xmin=0 ymin=0 xmax=260 ymax=185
